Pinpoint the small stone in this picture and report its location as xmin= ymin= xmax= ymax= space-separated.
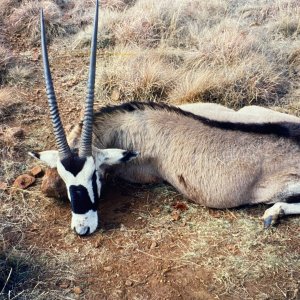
xmin=150 ymin=241 xmax=157 ymax=249
xmin=94 ymin=238 xmax=103 ymax=248
xmin=13 ymin=174 xmax=35 ymax=189
xmin=103 ymin=266 xmax=113 ymax=272
xmin=32 ymin=50 xmax=40 ymax=61
xmin=111 ymin=89 xmax=120 ymax=101
xmin=0 ymin=182 xmax=8 ymax=190
xmin=59 ymin=281 xmax=70 ymax=289
xmin=120 ymin=224 xmax=126 ymax=231
xmin=125 ymin=280 xmax=133 ymax=287
xmin=73 ymin=286 xmax=82 ymax=294
xmin=29 ymin=165 xmax=44 ymax=177
xmin=171 ymin=210 xmax=181 ymax=221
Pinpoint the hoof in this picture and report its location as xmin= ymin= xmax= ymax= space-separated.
xmin=262 ymin=208 xmax=284 ymax=229
xmin=263 ymin=216 xmax=273 ymax=228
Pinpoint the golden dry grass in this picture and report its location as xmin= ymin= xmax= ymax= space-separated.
xmin=0 ymin=46 xmax=14 ymax=85
xmin=80 ymin=0 xmax=300 ymax=108
xmin=8 ymin=0 xmax=64 ymax=45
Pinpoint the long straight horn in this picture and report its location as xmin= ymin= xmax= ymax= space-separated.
xmin=40 ymin=10 xmax=71 ymax=160
xmin=79 ymin=0 xmax=99 ymax=158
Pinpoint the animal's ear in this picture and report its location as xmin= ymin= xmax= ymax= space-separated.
xmin=94 ymin=148 xmax=139 ymax=168
xmin=28 ymin=150 xmax=59 ymax=168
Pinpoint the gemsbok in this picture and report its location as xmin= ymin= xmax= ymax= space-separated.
xmin=30 ymin=1 xmax=300 ymax=235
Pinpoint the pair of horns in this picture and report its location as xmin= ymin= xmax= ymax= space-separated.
xmin=40 ymin=0 xmax=99 ymax=159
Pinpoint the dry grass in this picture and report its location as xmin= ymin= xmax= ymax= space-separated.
xmin=69 ymin=0 xmax=298 ymax=107
xmin=0 ymin=88 xmax=22 ymax=120
xmin=5 ymin=63 xmax=39 ymax=87
xmin=0 ymin=0 xmax=22 ymax=19
xmin=0 ymin=46 xmax=14 ymax=85
xmin=7 ymin=0 xmax=64 ymax=45
xmin=6 ymin=65 xmax=37 ymax=87
xmin=13 ymin=0 xmax=297 ymax=108
xmin=4 ymin=0 xmax=97 ymax=46
xmin=181 ymin=208 xmax=300 ymax=297
xmin=95 ymin=46 xmax=177 ymax=104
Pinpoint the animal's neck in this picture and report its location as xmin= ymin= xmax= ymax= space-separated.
xmin=93 ymin=105 xmax=182 ymax=157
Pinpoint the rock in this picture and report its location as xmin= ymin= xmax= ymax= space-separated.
xmin=150 ymin=241 xmax=158 ymax=249
xmin=13 ymin=174 xmax=35 ymax=189
xmin=94 ymin=238 xmax=103 ymax=248
xmin=29 ymin=165 xmax=44 ymax=177
xmin=59 ymin=280 xmax=70 ymax=289
xmin=120 ymin=224 xmax=126 ymax=231
xmin=0 ymin=182 xmax=8 ymax=190
xmin=171 ymin=210 xmax=181 ymax=221
xmin=41 ymin=168 xmax=68 ymax=200
xmin=103 ymin=266 xmax=113 ymax=272
xmin=73 ymin=286 xmax=82 ymax=294
xmin=125 ymin=280 xmax=133 ymax=287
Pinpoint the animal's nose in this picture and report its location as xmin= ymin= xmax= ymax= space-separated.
xmin=74 ymin=226 xmax=90 ymax=236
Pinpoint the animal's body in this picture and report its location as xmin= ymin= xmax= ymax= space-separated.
xmin=66 ymin=101 xmax=300 ymax=227
xmin=32 ymin=1 xmax=300 ymax=235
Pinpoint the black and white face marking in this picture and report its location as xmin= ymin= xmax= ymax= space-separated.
xmin=58 ymin=155 xmax=100 ymax=236
xmin=29 ymin=148 xmax=138 ymax=235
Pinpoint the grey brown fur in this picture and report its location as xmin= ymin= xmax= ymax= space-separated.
xmin=67 ymin=101 xmax=300 ymax=226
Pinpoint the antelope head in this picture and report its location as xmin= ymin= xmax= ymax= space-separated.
xmin=29 ymin=1 xmax=138 ymax=236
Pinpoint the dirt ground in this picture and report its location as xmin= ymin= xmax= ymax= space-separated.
xmin=1 ymin=8 xmax=300 ymax=300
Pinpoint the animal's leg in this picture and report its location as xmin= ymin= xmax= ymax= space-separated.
xmin=262 ymin=182 xmax=300 ymax=228
xmin=114 ymin=164 xmax=162 ymax=184
xmin=262 ymin=202 xmax=300 ymax=228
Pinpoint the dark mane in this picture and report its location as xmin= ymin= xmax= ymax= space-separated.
xmin=94 ymin=101 xmax=300 ymax=143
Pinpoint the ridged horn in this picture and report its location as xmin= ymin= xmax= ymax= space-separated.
xmin=79 ymin=0 xmax=99 ymax=158
xmin=40 ymin=10 xmax=71 ymax=160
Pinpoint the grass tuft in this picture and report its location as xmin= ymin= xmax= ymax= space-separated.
xmin=6 ymin=65 xmax=37 ymax=87
xmin=0 ymin=46 xmax=14 ymax=85
xmin=7 ymin=0 xmax=63 ymax=45
xmin=95 ymin=46 xmax=177 ymax=104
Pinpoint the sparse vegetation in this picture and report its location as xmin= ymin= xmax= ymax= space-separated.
xmin=8 ymin=0 xmax=64 ymax=45
xmin=0 ymin=46 xmax=14 ymax=85
xmin=0 ymin=0 xmax=300 ymax=299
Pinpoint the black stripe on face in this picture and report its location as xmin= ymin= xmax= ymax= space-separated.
xmin=69 ymin=172 xmax=99 ymax=214
xmin=92 ymin=171 xmax=100 ymax=204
